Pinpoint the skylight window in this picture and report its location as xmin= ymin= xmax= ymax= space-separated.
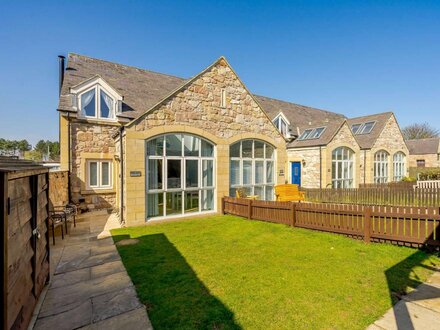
xmin=298 ymin=127 xmax=326 ymax=140
xmin=358 ymin=121 xmax=375 ymax=134
xmin=351 ymin=124 xmax=362 ymax=134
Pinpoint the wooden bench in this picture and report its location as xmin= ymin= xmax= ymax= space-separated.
xmin=274 ymin=184 xmax=305 ymax=202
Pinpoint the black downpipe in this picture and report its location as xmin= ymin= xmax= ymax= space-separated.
xmin=119 ymin=127 xmax=124 ymax=224
xmin=67 ymin=113 xmax=72 ymax=202
xmin=364 ymin=150 xmax=367 ymax=185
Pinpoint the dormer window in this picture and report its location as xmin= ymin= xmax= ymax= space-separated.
xmin=80 ymin=87 xmax=115 ymax=120
xmin=273 ymin=113 xmax=290 ymax=137
xmin=71 ymin=76 xmax=122 ymax=122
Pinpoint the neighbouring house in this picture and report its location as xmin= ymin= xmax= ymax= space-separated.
xmin=57 ymin=53 xmax=409 ymax=224
xmin=406 ymin=137 xmax=440 ymax=176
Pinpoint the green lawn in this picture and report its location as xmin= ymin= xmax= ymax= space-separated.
xmin=112 ymin=215 xmax=439 ymax=330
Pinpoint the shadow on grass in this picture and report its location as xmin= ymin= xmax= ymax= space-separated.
xmin=385 ymin=248 xmax=439 ymax=330
xmin=113 ymin=233 xmax=241 ymax=330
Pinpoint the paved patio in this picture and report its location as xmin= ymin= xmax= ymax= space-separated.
xmin=32 ymin=211 xmax=152 ymax=330
xmin=368 ymin=269 xmax=440 ymax=330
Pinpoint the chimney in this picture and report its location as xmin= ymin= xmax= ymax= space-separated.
xmin=58 ymin=55 xmax=65 ymax=95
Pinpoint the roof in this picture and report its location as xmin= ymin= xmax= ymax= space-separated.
xmin=59 ymin=54 xmax=345 ymax=126
xmin=0 ymin=157 xmax=48 ymax=173
xmin=58 ymin=53 xmax=187 ymax=118
xmin=347 ymin=112 xmax=394 ymax=149
xmin=406 ymin=137 xmax=440 ymax=155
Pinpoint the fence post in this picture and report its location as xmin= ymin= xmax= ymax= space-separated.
xmin=364 ymin=207 xmax=371 ymax=243
xmin=1 ymin=172 xmax=9 ymax=330
xmin=248 ymin=199 xmax=253 ymax=219
xmin=291 ymin=202 xmax=296 ymax=227
xmin=221 ymin=197 xmax=226 ymax=215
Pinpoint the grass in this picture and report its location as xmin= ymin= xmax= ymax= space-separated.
xmin=112 ymin=215 xmax=439 ymax=330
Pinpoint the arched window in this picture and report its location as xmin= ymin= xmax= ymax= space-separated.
xmin=229 ymin=140 xmax=275 ymax=200
xmin=374 ymin=150 xmax=389 ymax=183
xmin=146 ymin=134 xmax=215 ymax=219
xmin=393 ymin=152 xmax=406 ymax=181
xmin=332 ymin=147 xmax=354 ymax=188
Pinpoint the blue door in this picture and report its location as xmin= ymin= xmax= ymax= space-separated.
xmin=291 ymin=162 xmax=301 ymax=186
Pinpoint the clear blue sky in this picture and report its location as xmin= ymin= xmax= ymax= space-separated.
xmin=1 ymin=0 xmax=439 ymax=146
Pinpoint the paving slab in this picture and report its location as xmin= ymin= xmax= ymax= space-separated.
xmin=33 ymin=211 xmax=152 ymax=330
xmin=79 ymin=307 xmax=153 ymax=330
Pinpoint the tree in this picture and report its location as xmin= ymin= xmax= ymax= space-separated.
xmin=402 ymin=123 xmax=439 ymax=140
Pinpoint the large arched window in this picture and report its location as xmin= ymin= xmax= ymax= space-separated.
xmin=332 ymin=147 xmax=354 ymax=188
xmin=146 ymin=134 xmax=215 ymax=219
xmin=229 ymin=140 xmax=275 ymax=200
xmin=374 ymin=150 xmax=389 ymax=183
xmin=393 ymin=152 xmax=406 ymax=181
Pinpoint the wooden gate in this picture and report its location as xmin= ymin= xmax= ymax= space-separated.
xmin=1 ymin=162 xmax=50 ymax=330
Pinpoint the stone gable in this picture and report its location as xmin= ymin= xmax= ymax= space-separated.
xmin=129 ymin=59 xmax=285 ymax=145
xmin=371 ymin=115 xmax=408 ymax=154
xmin=327 ymin=122 xmax=360 ymax=151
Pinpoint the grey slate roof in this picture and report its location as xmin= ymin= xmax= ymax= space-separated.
xmin=406 ymin=138 xmax=440 ymax=155
xmin=58 ymin=53 xmax=187 ymax=118
xmin=347 ymin=112 xmax=394 ymax=149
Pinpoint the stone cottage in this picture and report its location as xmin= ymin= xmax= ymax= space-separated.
xmin=57 ymin=53 xmax=409 ymax=224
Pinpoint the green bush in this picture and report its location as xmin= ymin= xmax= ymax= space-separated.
xmin=418 ymin=169 xmax=440 ymax=180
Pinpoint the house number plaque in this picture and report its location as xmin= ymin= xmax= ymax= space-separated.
xmin=130 ymin=171 xmax=142 ymax=177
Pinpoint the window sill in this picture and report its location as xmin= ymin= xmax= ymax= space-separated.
xmin=81 ymin=189 xmax=116 ymax=195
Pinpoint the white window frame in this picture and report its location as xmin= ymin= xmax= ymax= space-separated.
xmin=145 ymin=134 xmax=216 ymax=220
xmin=353 ymin=121 xmax=376 ymax=135
xmin=272 ymin=112 xmax=291 ymax=137
xmin=332 ymin=147 xmax=354 ymax=188
xmin=393 ymin=152 xmax=406 ymax=181
xmin=86 ymin=160 xmax=112 ymax=189
xmin=298 ymin=127 xmax=326 ymax=140
xmin=70 ymin=76 xmax=122 ymax=122
xmin=374 ymin=150 xmax=389 ymax=183
xmin=229 ymin=140 xmax=276 ymax=200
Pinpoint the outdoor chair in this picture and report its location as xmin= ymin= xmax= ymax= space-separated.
xmin=236 ymin=188 xmax=258 ymax=200
xmin=274 ymin=184 xmax=305 ymax=202
xmin=49 ymin=203 xmax=77 ymax=234
xmin=48 ymin=212 xmax=65 ymax=245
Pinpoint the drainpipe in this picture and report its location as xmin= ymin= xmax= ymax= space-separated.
xmin=364 ymin=150 xmax=366 ymax=185
xmin=67 ymin=113 xmax=72 ymax=202
xmin=319 ymin=146 xmax=322 ymax=189
xmin=119 ymin=126 xmax=124 ymax=224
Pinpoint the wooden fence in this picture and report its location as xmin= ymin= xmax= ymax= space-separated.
xmin=222 ymin=197 xmax=440 ymax=248
xmin=302 ymin=187 xmax=440 ymax=207
xmin=1 ymin=164 xmax=50 ymax=330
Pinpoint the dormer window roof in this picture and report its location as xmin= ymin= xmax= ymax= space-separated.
xmin=70 ymin=76 xmax=122 ymax=121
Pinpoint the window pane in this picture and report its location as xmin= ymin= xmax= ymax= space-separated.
xmin=148 ymin=159 xmax=163 ymax=190
xmin=166 ymin=134 xmax=182 ymax=156
xmin=202 ymin=189 xmax=214 ymax=211
xmin=185 ymin=191 xmax=199 ymax=213
xmin=100 ymin=90 xmax=113 ymax=118
xmin=265 ymin=145 xmax=274 ymax=159
xmin=101 ymin=162 xmax=110 ymax=186
xmin=230 ymin=142 xmax=240 ymax=157
xmin=242 ymin=140 xmax=253 ymax=158
xmin=229 ymin=188 xmax=237 ymax=198
xmin=202 ymin=159 xmax=213 ymax=187
xmin=89 ymin=162 xmax=98 ymax=186
xmin=184 ymin=135 xmax=199 ymax=156
xmin=265 ymin=186 xmax=274 ymax=201
xmin=147 ymin=136 xmax=164 ymax=156
xmin=243 ymin=160 xmax=252 ymax=184
xmin=254 ymin=186 xmax=264 ymax=200
xmin=186 ymin=160 xmax=198 ymax=188
xmin=254 ymin=141 xmax=264 ymax=158
xmin=147 ymin=193 xmax=164 ymax=218
xmin=166 ymin=192 xmax=182 ymax=216
xmin=201 ymin=140 xmax=214 ymax=157
xmin=255 ymin=161 xmax=264 ymax=184
xmin=167 ymin=159 xmax=181 ymax=189
xmin=266 ymin=161 xmax=274 ymax=184
xmin=230 ymin=160 xmax=240 ymax=185
xmin=81 ymin=89 xmax=96 ymax=117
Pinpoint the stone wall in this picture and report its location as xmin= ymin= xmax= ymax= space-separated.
xmin=287 ymin=148 xmax=321 ymax=188
xmin=70 ymin=121 xmax=120 ymax=210
xmin=124 ymin=58 xmax=287 ymax=226
xmin=408 ymin=154 xmax=440 ymax=168
xmin=48 ymin=170 xmax=69 ymax=208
